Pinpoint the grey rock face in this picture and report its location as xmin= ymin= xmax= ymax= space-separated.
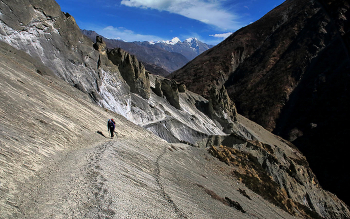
xmin=0 ymin=0 xmax=133 ymax=120
xmin=161 ymin=79 xmax=181 ymax=110
xmin=107 ymin=48 xmax=151 ymax=100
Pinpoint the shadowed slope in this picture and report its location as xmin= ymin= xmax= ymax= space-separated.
xmin=169 ymin=0 xmax=350 ymax=205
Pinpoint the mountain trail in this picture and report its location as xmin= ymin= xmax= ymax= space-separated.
xmin=155 ymin=146 xmax=188 ymax=219
xmin=13 ymin=137 xmax=184 ymax=218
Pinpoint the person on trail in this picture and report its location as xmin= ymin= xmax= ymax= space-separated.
xmin=107 ymin=119 xmax=115 ymax=138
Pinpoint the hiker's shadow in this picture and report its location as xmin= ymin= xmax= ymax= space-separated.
xmin=97 ymin=131 xmax=108 ymax=138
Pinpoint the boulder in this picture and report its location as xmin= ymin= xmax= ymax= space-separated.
xmin=178 ymin=83 xmax=186 ymax=92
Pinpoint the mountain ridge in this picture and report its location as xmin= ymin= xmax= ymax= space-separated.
xmin=136 ymin=37 xmax=213 ymax=61
xmin=82 ymin=30 xmax=212 ymax=76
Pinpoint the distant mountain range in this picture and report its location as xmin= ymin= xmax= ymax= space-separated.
xmin=136 ymin=37 xmax=212 ymax=61
xmin=82 ymin=30 xmax=212 ymax=76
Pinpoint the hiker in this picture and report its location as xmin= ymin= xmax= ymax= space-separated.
xmin=107 ymin=119 xmax=115 ymax=138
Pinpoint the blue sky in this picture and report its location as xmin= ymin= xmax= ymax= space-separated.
xmin=55 ymin=0 xmax=285 ymax=45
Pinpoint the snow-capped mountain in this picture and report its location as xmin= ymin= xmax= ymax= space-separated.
xmin=145 ymin=37 xmax=213 ymax=61
xmin=82 ymin=30 xmax=212 ymax=75
xmin=154 ymin=37 xmax=181 ymax=45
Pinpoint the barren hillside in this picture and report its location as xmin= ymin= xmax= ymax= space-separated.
xmin=1 ymin=0 xmax=350 ymax=218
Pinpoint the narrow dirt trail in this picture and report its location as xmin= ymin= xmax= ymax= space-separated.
xmin=15 ymin=138 xmax=182 ymax=219
xmin=13 ymin=135 xmax=296 ymax=219
xmin=155 ymin=147 xmax=189 ymax=219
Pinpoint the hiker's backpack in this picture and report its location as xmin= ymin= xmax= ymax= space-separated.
xmin=108 ymin=119 xmax=115 ymax=129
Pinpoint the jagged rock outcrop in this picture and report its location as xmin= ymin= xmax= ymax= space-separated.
xmin=169 ymin=0 xmax=350 ymax=206
xmin=93 ymin=35 xmax=107 ymax=55
xmin=207 ymin=86 xmax=237 ymax=133
xmin=107 ymin=48 xmax=151 ymax=100
xmin=160 ymin=79 xmax=181 ymax=109
xmin=154 ymin=78 xmax=163 ymax=97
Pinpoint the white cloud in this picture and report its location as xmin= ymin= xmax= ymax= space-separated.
xmin=121 ymin=0 xmax=241 ymax=30
xmin=210 ymin=32 xmax=232 ymax=39
xmin=97 ymin=26 xmax=164 ymax=42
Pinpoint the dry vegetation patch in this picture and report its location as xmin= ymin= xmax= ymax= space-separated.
xmin=208 ymin=145 xmax=322 ymax=218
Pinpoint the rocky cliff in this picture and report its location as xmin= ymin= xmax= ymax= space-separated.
xmin=107 ymin=47 xmax=151 ymax=100
xmin=169 ymin=0 xmax=350 ymax=206
xmin=1 ymin=0 xmax=350 ymax=218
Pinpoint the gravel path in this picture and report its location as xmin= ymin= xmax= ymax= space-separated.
xmin=13 ymin=137 xmax=295 ymax=219
xmin=15 ymin=138 xmax=176 ymax=218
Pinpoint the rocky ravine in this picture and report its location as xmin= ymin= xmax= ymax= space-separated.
xmin=169 ymin=0 xmax=350 ymax=206
xmin=0 ymin=0 xmax=350 ymax=218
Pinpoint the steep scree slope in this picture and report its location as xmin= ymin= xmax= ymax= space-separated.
xmin=0 ymin=0 xmax=226 ymax=145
